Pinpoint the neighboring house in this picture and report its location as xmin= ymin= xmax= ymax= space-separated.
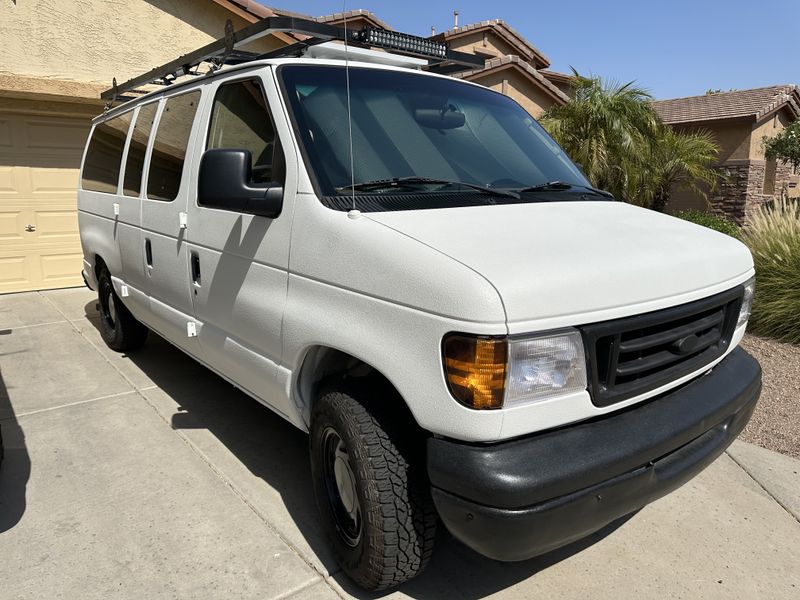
xmin=432 ymin=20 xmax=569 ymax=117
xmin=652 ymin=85 xmax=800 ymax=224
xmin=0 ymin=3 xmax=566 ymax=294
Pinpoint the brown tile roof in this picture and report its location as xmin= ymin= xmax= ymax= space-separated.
xmin=217 ymin=0 xmax=275 ymax=20
xmin=317 ymin=9 xmax=394 ymax=30
xmin=453 ymin=55 xmax=569 ymax=105
xmin=539 ymin=69 xmax=573 ymax=84
xmin=432 ymin=20 xmax=550 ymax=69
xmin=652 ymin=85 xmax=800 ymax=124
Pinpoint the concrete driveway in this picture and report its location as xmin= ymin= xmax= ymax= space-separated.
xmin=1 ymin=288 xmax=799 ymax=599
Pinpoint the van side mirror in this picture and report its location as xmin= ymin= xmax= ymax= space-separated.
xmin=198 ymin=148 xmax=283 ymax=218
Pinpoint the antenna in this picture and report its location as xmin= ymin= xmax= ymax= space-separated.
xmin=342 ymin=3 xmax=358 ymax=214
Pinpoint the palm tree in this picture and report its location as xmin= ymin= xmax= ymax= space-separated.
xmin=541 ymin=71 xmax=720 ymax=211
xmin=540 ymin=71 xmax=658 ymax=199
xmin=629 ymin=126 xmax=720 ymax=212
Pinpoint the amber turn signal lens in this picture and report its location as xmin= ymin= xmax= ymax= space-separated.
xmin=443 ymin=334 xmax=507 ymax=409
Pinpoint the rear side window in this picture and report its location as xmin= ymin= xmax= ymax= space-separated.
xmin=146 ymin=91 xmax=200 ymax=201
xmin=208 ymin=79 xmax=282 ymax=184
xmin=123 ymin=102 xmax=158 ymax=197
xmin=81 ymin=112 xmax=132 ymax=193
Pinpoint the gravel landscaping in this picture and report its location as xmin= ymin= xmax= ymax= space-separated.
xmin=739 ymin=334 xmax=800 ymax=459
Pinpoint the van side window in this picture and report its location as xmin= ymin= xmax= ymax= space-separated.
xmin=123 ymin=102 xmax=158 ymax=197
xmin=146 ymin=91 xmax=200 ymax=201
xmin=81 ymin=112 xmax=132 ymax=194
xmin=208 ymin=79 xmax=284 ymax=184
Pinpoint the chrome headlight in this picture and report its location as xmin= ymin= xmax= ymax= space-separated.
xmin=505 ymin=329 xmax=587 ymax=408
xmin=737 ymin=276 xmax=755 ymax=329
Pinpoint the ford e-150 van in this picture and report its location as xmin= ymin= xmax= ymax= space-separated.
xmin=78 ymin=18 xmax=761 ymax=591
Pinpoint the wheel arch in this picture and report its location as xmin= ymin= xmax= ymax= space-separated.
xmin=294 ymin=344 xmax=422 ymax=431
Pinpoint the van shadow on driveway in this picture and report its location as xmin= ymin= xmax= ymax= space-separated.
xmin=83 ymin=307 xmax=632 ymax=599
xmin=0 ymin=352 xmax=31 ymax=534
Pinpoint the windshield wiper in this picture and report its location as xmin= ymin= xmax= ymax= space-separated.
xmin=337 ymin=176 xmax=520 ymax=199
xmin=517 ymin=181 xmax=614 ymax=198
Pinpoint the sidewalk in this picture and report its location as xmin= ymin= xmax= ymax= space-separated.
xmin=1 ymin=288 xmax=798 ymax=599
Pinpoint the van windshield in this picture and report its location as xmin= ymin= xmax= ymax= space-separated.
xmin=279 ymin=65 xmax=595 ymax=211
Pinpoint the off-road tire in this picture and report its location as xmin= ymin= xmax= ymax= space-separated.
xmin=310 ymin=384 xmax=437 ymax=591
xmin=97 ymin=268 xmax=148 ymax=352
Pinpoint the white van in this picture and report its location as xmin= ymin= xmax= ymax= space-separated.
xmin=78 ymin=19 xmax=761 ymax=591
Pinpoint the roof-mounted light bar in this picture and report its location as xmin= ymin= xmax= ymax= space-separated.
xmin=353 ymin=28 xmax=448 ymax=61
xmin=101 ymin=16 xmax=484 ymax=102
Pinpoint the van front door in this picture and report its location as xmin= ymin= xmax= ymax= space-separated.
xmin=186 ymin=75 xmax=297 ymax=422
xmin=140 ymin=90 xmax=203 ymax=354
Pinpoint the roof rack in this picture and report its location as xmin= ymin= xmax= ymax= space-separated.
xmin=101 ymin=16 xmax=484 ymax=102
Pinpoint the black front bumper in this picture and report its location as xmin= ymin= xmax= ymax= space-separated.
xmin=428 ymin=347 xmax=761 ymax=561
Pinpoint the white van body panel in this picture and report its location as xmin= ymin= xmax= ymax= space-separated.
xmin=78 ymin=60 xmax=756 ymax=444
xmin=367 ymin=201 xmax=754 ymax=328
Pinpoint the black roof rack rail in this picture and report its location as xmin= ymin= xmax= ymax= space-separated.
xmin=101 ymin=16 xmax=484 ymax=102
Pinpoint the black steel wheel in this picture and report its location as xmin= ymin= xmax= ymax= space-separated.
xmin=310 ymin=384 xmax=437 ymax=591
xmin=96 ymin=268 xmax=148 ymax=352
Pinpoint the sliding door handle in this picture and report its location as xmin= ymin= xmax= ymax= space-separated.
xmin=190 ymin=252 xmax=201 ymax=284
xmin=145 ymin=239 xmax=153 ymax=267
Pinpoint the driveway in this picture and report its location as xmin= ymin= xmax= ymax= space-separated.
xmin=1 ymin=288 xmax=799 ymax=599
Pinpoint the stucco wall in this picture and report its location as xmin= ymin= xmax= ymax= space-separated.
xmin=1 ymin=0 xmax=281 ymax=88
xmin=751 ymin=109 xmax=793 ymax=158
xmin=473 ymin=68 xmax=554 ymax=118
xmin=447 ymin=30 xmax=520 ymax=62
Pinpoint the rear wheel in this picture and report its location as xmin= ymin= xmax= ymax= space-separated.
xmin=97 ymin=268 xmax=148 ymax=352
xmin=310 ymin=384 xmax=437 ymax=591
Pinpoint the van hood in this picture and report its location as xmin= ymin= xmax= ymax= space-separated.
xmin=367 ymin=201 xmax=753 ymax=328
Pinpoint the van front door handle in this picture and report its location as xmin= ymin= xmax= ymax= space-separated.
xmin=190 ymin=253 xmax=201 ymax=284
xmin=145 ymin=239 xmax=153 ymax=267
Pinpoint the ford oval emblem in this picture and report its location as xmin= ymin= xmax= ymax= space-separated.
xmin=672 ymin=334 xmax=700 ymax=355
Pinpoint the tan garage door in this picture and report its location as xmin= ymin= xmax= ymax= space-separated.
xmin=0 ymin=110 xmax=90 ymax=293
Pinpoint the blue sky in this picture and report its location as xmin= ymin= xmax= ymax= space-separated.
xmin=260 ymin=0 xmax=798 ymax=99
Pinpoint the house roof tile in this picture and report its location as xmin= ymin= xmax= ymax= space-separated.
xmin=432 ymin=19 xmax=550 ymax=68
xmin=316 ymin=9 xmax=394 ymax=30
xmin=453 ymin=55 xmax=569 ymax=104
xmin=652 ymin=85 xmax=800 ymax=124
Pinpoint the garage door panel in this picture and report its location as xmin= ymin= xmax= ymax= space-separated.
xmin=0 ymin=210 xmax=27 ymax=242
xmin=0 ymin=111 xmax=89 ymax=293
xmin=0 ymin=119 xmax=11 ymax=148
xmin=26 ymin=118 xmax=88 ymax=151
xmin=40 ymin=252 xmax=83 ymax=285
xmin=0 ymin=166 xmax=20 ymax=195
xmin=0 ymin=255 xmax=31 ymax=289
xmin=36 ymin=210 xmax=80 ymax=241
xmin=29 ymin=166 xmax=80 ymax=194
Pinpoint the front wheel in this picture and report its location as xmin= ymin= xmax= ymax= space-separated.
xmin=310 ymin=385 xmax=437 ymax=591
xmin=97 ymin=268 xmax=148 ymax=352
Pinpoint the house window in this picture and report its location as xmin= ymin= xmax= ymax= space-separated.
xmin=81 ymin=112 xmax=133 ymax=194
xmin=146 ymin=91 xmax=200 ymax=202
xmin=763 ymin=158 xmax=777 ymax=196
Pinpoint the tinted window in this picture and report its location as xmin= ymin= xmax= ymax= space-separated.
xmin=208 ymin=79 xmax=282 ymax=184
xmin=123 ymin=102 xmax=158 ymax=197
xmin=82 ymin=112 xmax=132 ymax=193
xmin=280 ymin=66 xmax=590 ymax=211
xmin=146 ymin=91 xmax=200 ymax=201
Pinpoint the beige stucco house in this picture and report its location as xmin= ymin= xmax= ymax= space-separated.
xmin=1 ymin=2 xmax=568 ymax=293
xmin=652 ymin=85 xmax=800 ymax=224
xmin=432 ymin=20 xmax=569 ymax=118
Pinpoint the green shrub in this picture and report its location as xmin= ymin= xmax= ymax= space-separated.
xmin=674 ymin=209 xmax=741 ymax=238
xmin=742 ymin=199 xmax=800 ymax=343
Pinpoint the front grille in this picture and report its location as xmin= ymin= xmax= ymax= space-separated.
xmin=581 ymin=285 xmax=743 ymax=407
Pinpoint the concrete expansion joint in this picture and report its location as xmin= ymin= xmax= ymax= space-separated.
xmin=35 ymin=291 xmax=341 ymax=587
xmin=724 ymin=449 xmax=800 ymax=525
